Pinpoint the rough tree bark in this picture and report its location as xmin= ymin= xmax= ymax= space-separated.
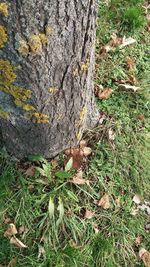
xmin=0 ymin=0 xmax=99 ymax=158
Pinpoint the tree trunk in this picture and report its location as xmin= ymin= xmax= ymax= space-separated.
xmin=0 ymin=0 xmax=99 ymax=158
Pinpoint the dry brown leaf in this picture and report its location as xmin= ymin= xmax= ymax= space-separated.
xmin=79 ymin=140 xmax=87 ymax=149
xmin=119 ymin=37 xmax=136 ymax=49
xmin=28 ymin=184 xmax=35 ymax=192
xmin=126 ymin=56 xmax=135 ymax=71
xmin=133 ymin=194 xmax=141 ymax=204
xmin=108 ymin=128 xmax=115 ymax=141
xmin=4 ymin=224 xmax=18 ymax=238
xmin=51 ymin=159 xmax=59 ymax=168
xmin=82 ymin=147 xmax=92 ymax=157
xmin=25 ymin=166 xmax=36 ymax=177
xmin=98 ymin=88 xmax=113 ymax=100
xmin=8 ymin=258 xmax=17 ymax=267
xmin=70 ymin=170 xmax=90 ymax=185
xmin=97 ymin=193 xmax=110 ymax=209
xmin=65 ymin=148 xmax=83 ymax=170
xmin=139 ymin=249 xmax=150 ymax=267
xmin=10 ymin=236 xmax=27 ymax=248
xmin=84 ymin=209 xmax=95 ymax=219
xmin=18 ymin=225 xmax=28 ymax=235
xmin=119 ymin=83 xmax=139 ymax=92
xmin=135 ymin=236 xmax=143 ymax=246
xmin=128 ymin=74 xmax=137 ymax=85
xmin=3 ymin=217 xmax=12 ymax=224
xmin=92 ymin=223 xmax=99 ymax=234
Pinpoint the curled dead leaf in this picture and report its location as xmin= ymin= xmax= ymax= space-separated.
xmin=133 ymin=194 xmax=141 ymax=204
xmin=119 ymin=83 xmax=139 ymax=92
xmin=70 ymin=170 xmax=90 ymax=186
xmin=84 ymin=209 xmax=95 ymax=219
xmin=126 ymin=56 xmax=135 ymax=71
xmin=97 ymin=193 xmax=110 ymax=209
xmin=82 ymin=147 xmax=92 ymax=157
xmin=4 ymin=224 xmax=18 ymax=238
xmin=119 ymin=37 xmax=136 ymax=49
xmin=139 ymin=249 xmax=150 ymax=267
xmin=79 ymin=140 xmax=87 ymax=149
xmin=10 ymin=236 xmax=27 ymax=248
xmin=25 ymin=166 xmax=36 ymax=177
xmin=18 ymin=225 xmax=28 ymax=235
xmin=135 ymin=236 xmax=143 ymax=246
xmin=108 ymin=128 xmax=115 ymax=141
xmin=92 ymin=223 xmax=99 ymax=234
xmin=98 ymin=88 xmax=113 ymax=100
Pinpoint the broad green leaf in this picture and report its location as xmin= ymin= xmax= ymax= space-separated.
xmin=48 ymin=197 xmax=54 ymax=219
xmin=56 ymin=197 xmax=64 ymax=227
xmin=65 ymin=157 xmax=73 ymax=172
xmin=55 ymin=171 xmax=72 ymax=179
xmin=27 ymin=155 xmax=47 ymax=163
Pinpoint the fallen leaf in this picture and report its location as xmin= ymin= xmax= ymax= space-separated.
xmin=139 ymin=249 xmax=150 ymax=267
xmin=70 ymin=170 xmax=90 ymax=185
xmin=82 ymin=147 xmax=92 ymax=157
xmin=98 ymin=88 xmax=113 ymax=100
xmin=18 ymin=225 xmax=28 ymax=235
xmin=65 ymin=157 xmax=73 ymax=172
xmin=115 ymin=198 xmax=121 ymax=208
xmin=137 ymin=114 xmax=145 ymax=121
xmin=126 ymin=56 xmax=135 ymax=71
xmin=135 ymin=236 xmax=143 ymax=246
xmin=133 ymin=194 xmax=142 ymax=204
xmin=4 ymin=224 xmax=18 ymax=238
xmin=128 ymin=74 xmax=137 ymax=85
xmin=108 ymin=128 xmax=115 ymax=141
xmin=84 ymin=209 xmax=95 ymax=219
xmin=119 ymin=37 xmax=136 ymax=49
xmin=51 ymin=159 xmax=59 ymax=168
xmin=8 ymin=258 xmax=17 ymax=267
xmin=97 ymin=193 xmax=110 ymax=209
xmin=130 ymin=208 xmax=139 ymax=216
xmin=10 ymin=236 xmax=27 ymax=248
xmin=119 ymin=83 xmax=139 ymax=92
xmin=3 ymin=217 xmax=12 ymax=224
xmin=79 ymin=140 xmax=87 ymax=149
xmin=99 ymin=113 xmax=107 ymax=124
xmin=92 ymin=222 xmax=99 ymax=234
xmin=65 ymin=148 xmax=83 ymax=170
xmin=25 ymin=166 xmax=36 ymax=177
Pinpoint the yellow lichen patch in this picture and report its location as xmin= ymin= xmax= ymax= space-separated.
xmin=14 ymin=99 xmax=35 ymax=111
xmin=0 ymin=3 xmax=8 ymax=16
xmin=48 ymin=87 xmax=58 ymax=94
xmin=0 ymin=25 xmax=7 ymax=48
xmin=38 ymin=33 xmax=48 ymax=45
xmin=75 ymin=106 xmax=87 ymax=129
xmin=17 ymin=39 xmax=29 ymax=56
xmin=45 ymin=26 xmax=53 ymax=36
xmin=0 ymin=107 xmax=9 ymax=119
xmin=79 ymin=106 xmax=86 ymax=121
xmin=73 ymin=68 xmax=79 ymax=77
xmin=76 ymin=130 xmax=82 ymax=141
xmin=28 ymin=34 xmax=42 ymax=55
xmin=8 ymin=86 xmax=32 ymax=101
xmin=31 ymin=112 xmax=49 ymax=123
xmin=0 ymin=59 xmax=16 ymax=86
xmin=80 ymin=62 xmax=89 ymax=74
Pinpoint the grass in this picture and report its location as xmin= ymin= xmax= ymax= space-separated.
xmin=0 ymin=1 xmax=150 ymax=266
